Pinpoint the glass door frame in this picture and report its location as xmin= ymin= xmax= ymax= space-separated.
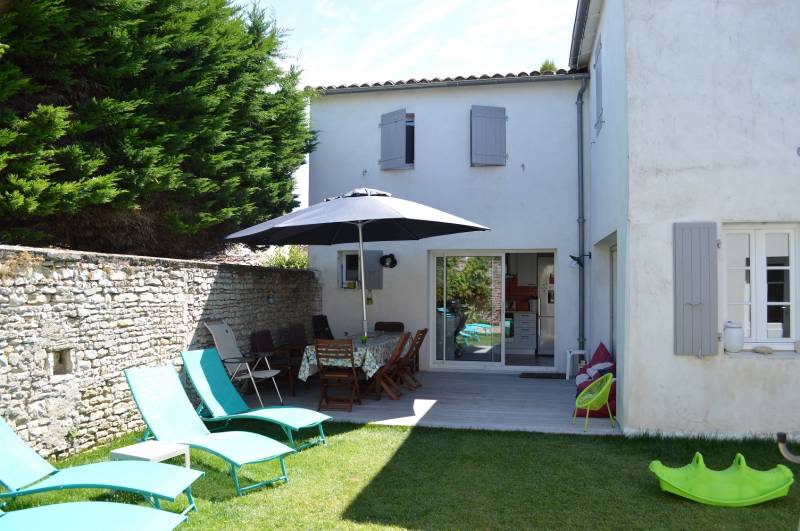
xmin=429 ymin=250 xmax=506 ymax=371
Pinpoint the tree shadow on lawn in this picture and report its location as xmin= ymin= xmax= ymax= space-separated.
xmin=342 ymin=427 xmax=800 ymax=530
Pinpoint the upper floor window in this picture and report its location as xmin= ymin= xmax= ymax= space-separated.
xmin=593 ymin=38 xmax=604 ymax=133
xmin=723 ymin=224 xmax=797 ymax=348
xmin=379 ymin=109 xmax=414 ymax=170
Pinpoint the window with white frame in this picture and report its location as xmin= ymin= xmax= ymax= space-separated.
xmin=339 ymin=251 xmax=359 ymax=288
xmin=724 ymin=225 xmax=797 ymax=348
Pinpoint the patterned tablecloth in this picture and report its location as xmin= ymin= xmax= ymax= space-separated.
xmin=297 ymin=334 xmax=405 ymax=382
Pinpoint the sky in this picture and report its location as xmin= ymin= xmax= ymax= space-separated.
xmin=241 ymin=0 xmax=579 ymax=206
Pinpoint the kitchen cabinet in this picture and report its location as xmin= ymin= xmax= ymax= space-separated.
xmin=505 ymin=311 xmax=537 ymax=353
xmin=516 ymin=254 xmax=537 ymax=286
xmin=506 ymin=253 xmax=517 ymax=276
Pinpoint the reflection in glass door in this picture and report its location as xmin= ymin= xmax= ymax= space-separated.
xmin=435 ymin=255 xmax=502 ymax=363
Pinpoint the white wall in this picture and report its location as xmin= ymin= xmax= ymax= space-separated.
xmin=583 ymin=0 xmax=631 ymax=425
xmin=309 ymin=81 xmax=583 ymax=372
xmin=622 ymin=0 xmax=800 ymax=436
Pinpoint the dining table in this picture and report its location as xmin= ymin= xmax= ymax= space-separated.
xmin=297 ymin=333 xmax=406 ymax=382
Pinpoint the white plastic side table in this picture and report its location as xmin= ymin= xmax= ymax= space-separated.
xmin=110 ymin=440 xmax=190 ymax=468
xmin=565 ymin=349 xmax=588 ymax=380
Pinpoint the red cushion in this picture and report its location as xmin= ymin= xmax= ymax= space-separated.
xmin=589 ymin=342 xmax=613 ymax=366
xmin=576 ymin=342 xmax=613 ymax=378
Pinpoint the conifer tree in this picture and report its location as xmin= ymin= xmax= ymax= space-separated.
xmin=0 ymin=0 xmax=315 ymax=256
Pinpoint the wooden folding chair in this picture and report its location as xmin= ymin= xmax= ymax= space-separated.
xmin=250 ymin=329 xmax=297 ymax=396
xmin=312 ymin=315 xmax=334 ymax=340
xmin=393 ymin=329 xmax=427 ymax=390
xmin=365 ymin=333 xmax=410 ymax=401
xmin=315 ymin=339 xmax=360 ymax=412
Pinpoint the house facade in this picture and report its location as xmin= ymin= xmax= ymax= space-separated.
xmin=308 ymin=77 xmax=586 ymax=375
xmin=308 ymin=0 xmax=800 ymax=437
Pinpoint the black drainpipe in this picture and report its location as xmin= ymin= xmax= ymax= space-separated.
xmin=576 ymin=78 xmax=588 ymax=350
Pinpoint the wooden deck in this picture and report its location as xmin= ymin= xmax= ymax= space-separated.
xmin=249 ymin=371 xmax=619 ymax=435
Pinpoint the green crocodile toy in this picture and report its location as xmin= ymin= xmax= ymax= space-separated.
xmin=649 ymin=452 xmax=794 ymax=507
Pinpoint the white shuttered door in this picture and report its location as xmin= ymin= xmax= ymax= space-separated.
xmin=470 ymin=105 xmax=506 ymax=166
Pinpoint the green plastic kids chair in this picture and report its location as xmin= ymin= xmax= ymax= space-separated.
xmin=572 ymin=372 xmax=615 ymax=432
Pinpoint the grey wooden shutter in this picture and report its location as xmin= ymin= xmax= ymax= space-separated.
xmin=674 ymin=222 xmax=718 ymax=356
xmin=379 ymin=109 xmax=407 ymax=170
xmin=470 ymin=105 xmax=506 ymax=166
xmin=363 ymin=250 xmax=383 ymax=289
xmin=594 ymin=40 xmax=603 ymax=131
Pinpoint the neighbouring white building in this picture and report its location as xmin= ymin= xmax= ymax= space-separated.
xmin=308 ymin=0 xmax=800 ymax=437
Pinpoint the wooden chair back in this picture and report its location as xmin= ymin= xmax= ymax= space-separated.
xmin=375 ymin=321 xmax=405 ymax=333
xmin=250 ymin=329 xmax=276 ymax=352
xmin=315 ymin=339 xmax=354 ymax=369
xmin=284 ymin=323 xmax=308 ymax=348
xmin=386 ymin=332 xmax=410 ymax=366
xmin=312 ymin=315 xmax=334 ymax=340
xmin=406 ymin=328 xmax=428 ymax=363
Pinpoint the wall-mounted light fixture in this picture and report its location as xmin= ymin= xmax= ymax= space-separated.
xmin=379 ymin=253 xmax=397 ymax=268
xmin=569 ymin=253 xmax=592 ymax=268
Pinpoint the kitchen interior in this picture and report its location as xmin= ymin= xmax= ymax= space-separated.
xmin=505 ymin=252 xmax=555 ymax=367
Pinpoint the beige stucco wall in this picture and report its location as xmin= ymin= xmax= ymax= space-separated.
xmin=621 ymin=0 xmax=800 ymax=436
xmin=584 ymin=0 xmax=632 ymax=426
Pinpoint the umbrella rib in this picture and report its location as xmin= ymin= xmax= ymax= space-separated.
xmin=394 ymin=220 xmax=421 ymax=240
xmin=330 ymin=223 xmax=345 ymax=244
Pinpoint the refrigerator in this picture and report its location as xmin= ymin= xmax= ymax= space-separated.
xmin=536 ymin=255 xmax=555 ymax=355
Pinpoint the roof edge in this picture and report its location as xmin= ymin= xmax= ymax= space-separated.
xmin=569 ymin=0 xmax=592 ymax=70
xmin=310 ymin=73 xmax=589 ymax=96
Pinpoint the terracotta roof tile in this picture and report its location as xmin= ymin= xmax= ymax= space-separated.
xmin=309 ymin=69 xmax=584 ymax=94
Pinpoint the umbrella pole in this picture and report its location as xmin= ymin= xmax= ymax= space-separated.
xmin=357 ymin=222 xmax=368 ymax=337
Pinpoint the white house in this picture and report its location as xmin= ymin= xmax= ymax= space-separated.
xmin=308 ymin=0 xmax=800 ymax=437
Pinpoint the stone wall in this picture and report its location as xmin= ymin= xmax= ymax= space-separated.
xmin=0 ymin=245 xmax=320 ymax=457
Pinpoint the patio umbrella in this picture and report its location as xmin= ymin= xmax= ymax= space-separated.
xmin=226 ymin=188 xmax=489 ymax=336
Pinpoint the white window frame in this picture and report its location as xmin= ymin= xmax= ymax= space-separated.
xmin=338 ymin=251 xmax=360 ymax=289
xmin=722 ymin=224 xmax=798 ymax=350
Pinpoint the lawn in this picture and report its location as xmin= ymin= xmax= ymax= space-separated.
xmin=6 ymin=422 xmax=799 ymax=530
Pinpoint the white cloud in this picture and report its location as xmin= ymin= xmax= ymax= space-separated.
xmin=297 ymin=0 xmax=576 ymax=88
xmin=313 ymin=0 xmax=356 ymax=21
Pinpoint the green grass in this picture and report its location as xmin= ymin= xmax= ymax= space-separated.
xmin=6 ymin=422 xmax=799 ymax=530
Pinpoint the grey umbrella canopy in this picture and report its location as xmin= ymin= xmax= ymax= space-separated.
xmin=226 ymin=188 xmax=489 ymax=335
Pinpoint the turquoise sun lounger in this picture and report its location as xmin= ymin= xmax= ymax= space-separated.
xmin=181 ymin=349 xmax=330 ymax=450
xmin=0 ymin=418 xmax=201 ymax=515
xmin=125 ymin=366 xmax=295 ymax=496
xmin=0 ymin=502 xmax=185 ymax=531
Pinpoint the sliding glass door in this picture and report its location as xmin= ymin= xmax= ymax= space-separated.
xmin=434 ymin=254 xmax=503 ymax=365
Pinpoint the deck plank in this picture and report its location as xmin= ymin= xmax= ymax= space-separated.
xmin=249 ymin=372 xmax=619 ymax=435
